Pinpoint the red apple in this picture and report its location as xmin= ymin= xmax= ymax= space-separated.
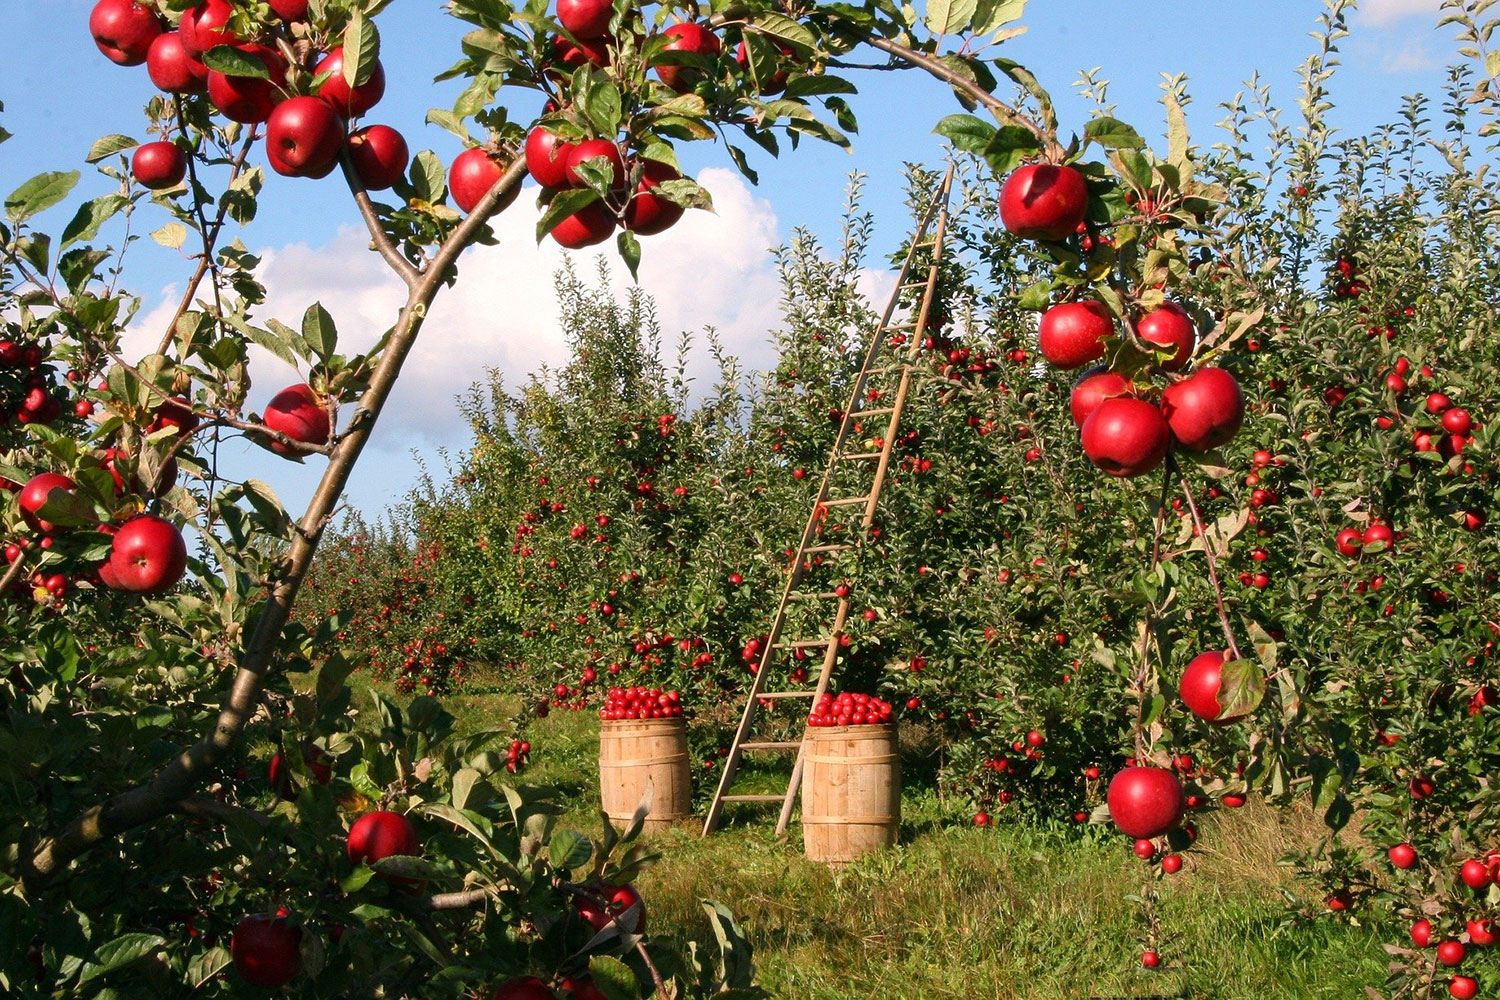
xmin=1450 ymin=976 xmax=1479 ymax=999
xmin=206 ymin=45 xmax=287 ymax=124
xmin=552 ymin=34 xmax=612 ymax=71
xmin=550 ymin=201 xmax=617 ymax=249
xmin=1413 ymin=918 xmax=1434 ymax=947
xmin=346 ymin=810 xmax=420 ymax=868
xmin=622 ymin=160 xmax=685 ymax=235
xmin=266 ymin=97 xmax=344 ymax=178
xmin=1080 ymin=397 xmax=1170 ymax=477
xmin=1137 ymin=302 xmax=1195 ymax=369
xmin=315 ymin=48 xmax=386 ymax=117
xmin=18 ymin=473 xmax=77 ymax=534
xmin=101 ymin=447 xmax=178 ymax=498
xmin=347 ymin=125 xmax=409 ymax=191
xmin=90 ymin=0 xmax=162 ymax=66
xmin=1179 ymin=649 xmax=1259 ymax=723
xmin=269 ymin=743 xmax=332 ymax=799
xmin=1069 ymin=368 xmax=1135 ymax=427
xmin=1467 ymin=919 xmax=1495 ymax=946
xmin=1427 ymin=392 xmax=1453 ymax=414
xmin=1387 ymin=843 xmax=1416 ymax=869
xmin=263 ymin=384 xmax=330 ymax=455
xmin=1335 ymin=528 xmax=1363 ymax=556
xmin=151 ymin=396 xmax=199 ymax=436
xmin=269 ymin=0 xmax=309 ymax=20
xmin=1438 ymin=940 xmax=1467 ymax=966
xmin=558 ymin=0 xmax=613 ymax=38
xmin=998 ymin=163 xmax=1088 ymax=241
xmin=654 ymin=22 xmax=721 ymax=93
xmin=564 ymin=138 xmax=626 ymax=191
xmin=1443 ymin=408 xmax=1473 ymax=435
xmin=231 ymin=913 xmax=301 ymax=988
xmin=179 ymin=0 xmax=239 ymax=56
xmin=574 ymin=883 xmax=645 ymax=934
xmin=447 ymin=147 xmax=511 ymax=212
xmin=106 ymin=514 xmax=189 ymax=594
xmin=133 ymin=141 xmax=188 ymax=190
xmin=1160 ymin=367 xmax=1244 ymax=451
xmin=146 ymin=31 xmax=207 ymax=93
xmin=1038 ymin=300 xmax=1112 ymax=370
xmin=560 ymin=975 xmax=609 ymax=1000
xmin=1461 ymin=859 xmax=1490 ymax=889
xmin=525 ymin=128 xmax=576 ymax=190
xmin=1106 ymin=766 xmax=1185 ymax=839
xmin=491 ymin=978 xmax=555 ymax=1000
xmin=1363 ymin=522 xmax=1395 ymax=550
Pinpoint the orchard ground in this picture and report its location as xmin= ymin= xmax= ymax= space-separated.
xmin=319 ymin=665 xmax=1390 ymax=1000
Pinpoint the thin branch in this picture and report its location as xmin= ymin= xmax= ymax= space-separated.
xmin=156 ymin=128 xmax=261 ymax=357
xmin=25 ymin=158 xmax=530 ymax=883
xmin=174 ymin=794 xmax=271 ymax=828
xmin=339 ymin=149 xmax=420 ymax=288
xmin=1176 ymin=462 xmax=1245 ymax=661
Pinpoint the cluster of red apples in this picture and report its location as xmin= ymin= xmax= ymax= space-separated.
xmin=87 ymin=0 xmax=719 ymax=247
xmin=1000 ymin=163 xmax=1246 ymax=478
xmin=0 ymin=340 xmax=72 ymax=428
xmin=807 ymin=690 xmax=894 ymax=727
xmin=598 ymin=685 xmax=683 ymax=720
xmin=88 ymin=0 xmax=414 ymax=191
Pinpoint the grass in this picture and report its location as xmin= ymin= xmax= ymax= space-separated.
xmin=347 ymin=677 xmax=1395 ymax=999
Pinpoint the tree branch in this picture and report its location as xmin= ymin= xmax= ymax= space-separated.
xmin=25 ymin=158 xmax=530 ymax=883
xmin=339 ymin=148 xmax=420 ymax=288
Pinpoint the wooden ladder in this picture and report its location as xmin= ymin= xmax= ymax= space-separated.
xmin=701 ymin=165 xmax=956 ymax=837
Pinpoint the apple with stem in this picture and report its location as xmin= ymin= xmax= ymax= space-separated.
xmin=106 ymin=514 xmax=189 ymax=594
xmin=1038 ymin=300 xmax=1112 ymax=370
xmin=1160 ymin=367 xmax=1244 ymax=451
xmin=1137 ymin=302 xmax=1195 ymax=370
xmin=316 ymin=48 xmax=386 ymax=117
xmin=1070 ymin=368 xmax=1135 ymax=427
xmin=1080 ymin=397 xmax=1169 ymax=477
xmin=564 ymin=138 xmax=626 ymax=191
xmin=90 ymin=0 xmax=162 ymax=66
xmin=525 ymin=128 xmax=576 ymax=190
xmin=266 ymin=96 xmax=345 ymax=179
xmin=179 ymin=0 xmax=239 ymax=56
xmin=1179 ymin=649 xmax=1259 ymax=723
xmin=622 ymin=160 xmax=685 ymax=235
xmin=558 ymin=0 xmax=614 ymax=38
xmin=1106 ymin=766 xmax=1185 ymax=839
xmin=132 ymin=141 xmax=187 ymax=190
xmin=206 ymin=45 xmax=287 ymax=124
xmin=999 ymin=163 xmax=1088 ymax=241
xmin=347 ymin=125 xmax=409 ymax=191
xmin=262 ymin=384 xmax=330 ymax=456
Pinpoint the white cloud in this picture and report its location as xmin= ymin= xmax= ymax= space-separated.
xmin=1358 ymin=0 xmax=1442 ymax=25
xmin=129 ymin=168 xmax=790 ymax=451
xmin=1381 ymin=40 xmax=1438 ymax=72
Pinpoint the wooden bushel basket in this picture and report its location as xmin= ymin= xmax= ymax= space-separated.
xmin=598 ymin=717 xmax=692 ymax=832
xmin=801 ymin=723 xmax=900 ymax=863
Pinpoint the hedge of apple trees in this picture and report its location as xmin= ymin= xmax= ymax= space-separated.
xmin=304 ymin=2 xmax=1500 ymax=993
xmin=0 ymin=0 xmax=1157 ymax=994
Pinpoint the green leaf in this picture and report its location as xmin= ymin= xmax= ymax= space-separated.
xmin=370 ymin=855 xmax=445 ymax=881
xmin=933 ymin=113 xmax=996 ymax=155
xmin=187 ymin=947 xmax=233 ymax=989
xmin=35 ymin=488 xmax=100 ymax=529
xmin=973 ymin=0 xmax=1027 ymax=35
xmin=243 ymin=321 xmax=301 ymax=368
xmin=86 ymin=134 xmax=138 ymax=164
xmin=410 ymin=150 xmax=447 ymax=205
xmin=78 ymin=933 xmax=165 ymax=985
xmin=61 ymin=195 xmax=129 ymax=249
xmin=1015 ymin=279 xmax=1051 ymax=311
xmin=151 ymin=223 xmax=188 ymax=249
xmin=425 ymin=109 xmax=471 ymax=143
xmin=201 ymin=45 xmax=270 ymax=79
xmin=301 ymin=302 xmax=338 ymax=361
xmin=581 ymin=78 xmax=623 ymax=138
xmin=586 ymin=956 xmax=638 ymax=1000
xmin=16 ymin=235 xmax=49 ymax=275
xmin=342 ymin=10 xmax=380 ymax=88
xmin=981 ymin=125 xmax=1041 ymax=174
xmin=747 ymin=12 xmax=817 ymax=53
xmin=315 ymin=650 xmax=355 ymax=711
xmin=1084 ymin=116 xmax=1144 ymax=149
xmin=616 ymin=229 xmax=641 ymax=282
xmin=6 ymin=171 xmax=79 ymax=223
xmin=548 ymin=828 xmax=593 ymax=871
xmin=926 ymin=0 xmax=978 ymax=35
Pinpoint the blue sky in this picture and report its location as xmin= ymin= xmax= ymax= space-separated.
xmin=1 ymin=0 xmax=1455 ymax=516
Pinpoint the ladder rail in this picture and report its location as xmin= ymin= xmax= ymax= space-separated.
xmin=702 ymin=164 xmax=957 ymax=838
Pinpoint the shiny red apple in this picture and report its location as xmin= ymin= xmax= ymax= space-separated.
xmin=90 ymin=0 xmax=162 ymax=66
xmin=1038 ymin=300 xmax=1112 ymax=370
xmin=1160 ymin=367 xmax=1244 ymax=451
xmin=106 ymin=514 xmax=189 ymax=594
xmin=998 ymin=163 xmax=1088 ymax=241
xmin=1106 ymin=766 xmax=1185 ymax=839
xmin=1080 ymin=397 xmax=1170 ymax=477
xmin=347 ymin=125 xmax=409 ymax=191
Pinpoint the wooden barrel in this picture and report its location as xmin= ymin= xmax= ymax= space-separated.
xmin=598 ymin=717 xmax=692 ymax=832
xmin=801 ymin=723 xmax=900 ymax=863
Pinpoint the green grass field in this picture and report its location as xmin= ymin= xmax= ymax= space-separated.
xmin=371 ymin=683 xmax=1394 ymax=999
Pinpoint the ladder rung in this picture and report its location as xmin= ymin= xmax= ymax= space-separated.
xmin=855 ymin=406 xmax=896 ymax=418
xmin=722 ymin=794 xmax=788 ymax=803
xmin=787 ymin=591 xmax=842 ymax=601
xmin=757 ymin=691 xmax=817 ymax=699
xmin=839 ymin=451 xmax=883 ymax=461
xmin=900 ymin=280 xmax=929 ymax=290
xmin=866 ymin=364 xmax=910 ymax=376
xmin=820 ymin=496 xmax=870 ymax=508
xmin=803 ymin=544 xmax=851 ymax=554
xmin=740 ymin=741 xmax=802 ymax=751
xmin=773 ymin=638 xmax=833 ymax=648
xmin=884 ymin=321 xmax=918 ymax=331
